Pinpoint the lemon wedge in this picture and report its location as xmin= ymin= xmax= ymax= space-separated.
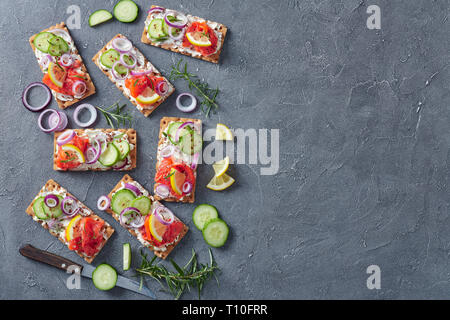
xmin=60 ymin=144 xmax=85 ymax=163
xmin=186 ymin=32 xmax=212 ymax=47
xmin=65 ymin=215 xmax=82 ymax=242
xmin=206 ymin=173 xmax=235 ymax=191
xmin=48 ymin=62 xmax=66 ymax=88
xmin=136 ymin=87 xmax=160 ymax=105
xmin=212 ymin=156 xmax=230 ymax=177
xmin=215 ymin=123 xmax=233 ymax=141
xmin=169 ymin=167 xmax=185 ymax=196
xmin=149 ymin=214 xmax=167 ymax=242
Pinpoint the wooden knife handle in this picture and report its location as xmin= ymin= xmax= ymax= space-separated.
xmin=19 ymin=244 xmax=83 ymax=273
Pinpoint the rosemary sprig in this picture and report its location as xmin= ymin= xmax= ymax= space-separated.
xmin=169 ymin=59 xmax=219 ymax=117
xmin=96 ymin=102 xmax=133 ymax=129
xmin=136 ymin=248 xmax=220 ymax=300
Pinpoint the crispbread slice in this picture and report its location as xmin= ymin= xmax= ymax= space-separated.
xmin=92 ymin=34 xmax=174 ymax=117
xmin=153 ymin=117 xmax=202 ymax=203
xmin=29 ymin=22 xmax=96 ymax=109
xmin=141 ymin=6 xmax=227 ymax=64
xmin=105 ymin=174 xmax=188 ymax=259
xmin=53 ymin=128 xmax=137 ymax=171
xmin=25 ymin=179 xmax=114 ymax=264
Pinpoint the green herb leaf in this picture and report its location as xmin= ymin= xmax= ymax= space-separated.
xmin=96 ymin=102 xmax=133 ymax=129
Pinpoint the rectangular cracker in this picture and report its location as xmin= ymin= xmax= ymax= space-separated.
xmin=141 ymin=5 xmax=228 ymax=64
xmin=153 ymin=117 xmax=202 ymax=203
xmin=105 ymin=174 xmax=188 ymax=259
xmin=25 ymin=179 xmax=114 ymax=264
xmin=29 ymin=22 xmax=96 ymax=109
xmin=92 ymin=34 xmax=174 ymax=117
xmin=53 ymin=129 xmax=137 ymax=171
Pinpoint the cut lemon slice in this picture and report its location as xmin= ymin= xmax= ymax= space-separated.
xmin=169 ymin=167 xmax=185 ymax=196
xmin=136 ymin=87 xmax=160 ymax=105
xmin=65 ymin=215 xmax=82 ymax=242
xmin=48 ymin=62 xmax=66 ymax=88
xmin=60 ymin=144 xmax=85 ymax=163
xmin=212 ymin=156 xmax=230 ymax=177
xmin=215 ymin=123 xmax=233 ymax=141
xmin=206 ymin=173 xmax=235 ymax=191
xmin=149 ymin=214 xmax=167 ymax=243
xmin=186 ymin=32 xmax=212 ymax=47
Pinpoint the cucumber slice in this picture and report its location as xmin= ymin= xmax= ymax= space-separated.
xmin=113 ymin=0 xmax=139 ymax=23
xmin=131 ymin=196 xmax=152 ymax=215
xmin=48 ymin=44 xmax=62 ymax=57
xmin=167 ymin=121 xmax=190 ymax=141
xmin=48 ymin=36 xmax=69 ymax=56
xmin=148 ymin=18 xmax=167 ymax=40
xmin=33 ymin=197 xmax=49 ymax=220
xmin=33 ymin=32 xmax=55 ymax=53
xmin=92 ymin=264 xmax=117 ymax=291
xmin=180 ymin=132 xmax=203 ymax=155
xmin=42 ymin=195 xmax=63 ymax=219
xmin=193 ymin=204 xmax=219 ymax=230
xmin=113 ymin=139 xmax=130 ymax=161
xmin=123 ymin=243 xmax=131 ymax=271
xmin=162 ymin=16 xmax=182 ymax=37
xmin=202 ymin=218 xmax=229 ymax=247
xmin=111 ymin=189 xmax=136 ymax=215
xmin=89 ymin=9 xmax=113 ymax=27
xmin=98 ymin=142 xmax=120 ymax=167
xmin=100 ymin=49 xmax=120 ymax=68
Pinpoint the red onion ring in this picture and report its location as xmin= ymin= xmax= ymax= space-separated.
xmin=130 ymin=69 xmax=153 ymax=76
xmin=112 ymin=37 xmax=132 ymax=53
xmin=175 ymin=121 xmax=194 ymax=142
xmin=72 ymin=80 xmax=86 ymax=97
xmin=97 ymin=195 xmax=110 ymax=211
xmin=22 ymin=82 xmax=52 ymax=112
xmin=168 ymin=26 xmax=186 ymax=41
xmin=182 ymin=181 xmax=193 ymax=194
xmin=57 ymin=130 xmax=76 ymax=146
xmin=176 ymin=93 xmax=197 ymax=113
xmin=124 ymin=183 xmax=142 ymax=197
xmin=160 ymin=145 xmax=174 ymax=158
xmin=61 ymin=196 xmax=80 ymax=217
xmin=120 ymin=53 xmax=137 ymax=69
xmin=153 ymin=206 xmax=174 ymax=225
xmin=120 ymin=207 xmax=144 ymax=228
xmin=148 ymin=6 xmax=165 ymax=14
xmin=40 ymin=54 xmax=53 ymax=70
xmin=48 ymin=111 xmax=68 ymax=132
xmin=73 ymin=104 xmax=97 ymax=128
xmin=85 ymin=146 xmax=101 ymax=164
xmin=155 ymin=80 xmax=169 ymax=96
xmin=111 ymin=61 xmax=129 ymax=80
xmin=164 ymin=11 xmax=188 ymax=29
xmin=44 ymin=194 xmax=59 ymax=208
xmin=113 ymin=158 xmax=128 ymax=170
xmin=38 ymin=109 xmax=60 ymax=133
xmin=191 ymin=152 xmax=200 ymax=170
xmin=155 ymin=184 xmax=170 ymax=198
xmin=59 ymin=53 xmax=73 ymax=67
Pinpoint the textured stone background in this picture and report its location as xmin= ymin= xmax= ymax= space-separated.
xmin=1 ymin=0 xmax=450 ymax=300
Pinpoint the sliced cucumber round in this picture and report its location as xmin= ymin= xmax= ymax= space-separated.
xmin=100 ymin=49 xmax=120 ymax=68
xmin=89 ymin=9 xmax=113 ymax=27
xmin=113 ymin=0 xmax=139 ymax=23
xmin=33 ymin=32 xmax=55 ymax=53
xmin=111 ymin=189 xmax=136 ymax=215
xmin=167 ymin=121 xmax=190 ymax=142
xmin=47 ymin=36 xmax=69 ymax=56
xmin=202 ymin=218 xmax=229 ymax=248
xmin=148 ymin=18 xmax=167 ymax=40
xmin=98 ymin=142 xmax=120 ymax=167
xmin=113 ymin=139 xmax=130 ymax=161
xmin=192 ymin=204 xmax=219 ymax=230
xmin=180 ymin=132 xmax=203 ymax=155
xmin=33 ymin=196 xmax=49 ymax=220
xmin=123 ymin=243 xmax=131 ymax=271
xmin=131 ymin=196 xmax=152 ymax=215
xmin=92 ymin=264 xmax=117 ymax=291
xmin=42 ymin=195 xmax=63 ymax=219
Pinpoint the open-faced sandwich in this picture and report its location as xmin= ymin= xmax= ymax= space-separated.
xmin=29 ymin=22 xmax=96 ymax=109
xmin=93 ymin=34 xmax=174 ymax=117
xmin=26 ymin=179 xmax=114 ymax=263
xmin=102 ymin=174 xmax=188 ymax=259
xmin=54 ymin=129 xmax=137 ymax=171
xmin=153 ymin=117 xmax=202 ymax=203
xmin=141 ymin=5 xmax=227 ymax=63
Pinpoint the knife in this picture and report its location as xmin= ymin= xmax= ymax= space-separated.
xmin=19 ymin=244 xmax=156 ymax=299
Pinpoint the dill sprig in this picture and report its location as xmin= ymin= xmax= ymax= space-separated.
xmin=169 ymin=59 xmax=219 ymax=117
xmin=96 ymin=102 xmax=133 ymax=129
xmin=136 ymin=248 xmax=220 ymax=300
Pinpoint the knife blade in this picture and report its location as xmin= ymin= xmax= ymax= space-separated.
xmin=19 ymin=244 xmax=156 ymax=299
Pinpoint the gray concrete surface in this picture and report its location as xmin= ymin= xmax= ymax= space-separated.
xmin=1 ymin=0 xmax=450 ymax=300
